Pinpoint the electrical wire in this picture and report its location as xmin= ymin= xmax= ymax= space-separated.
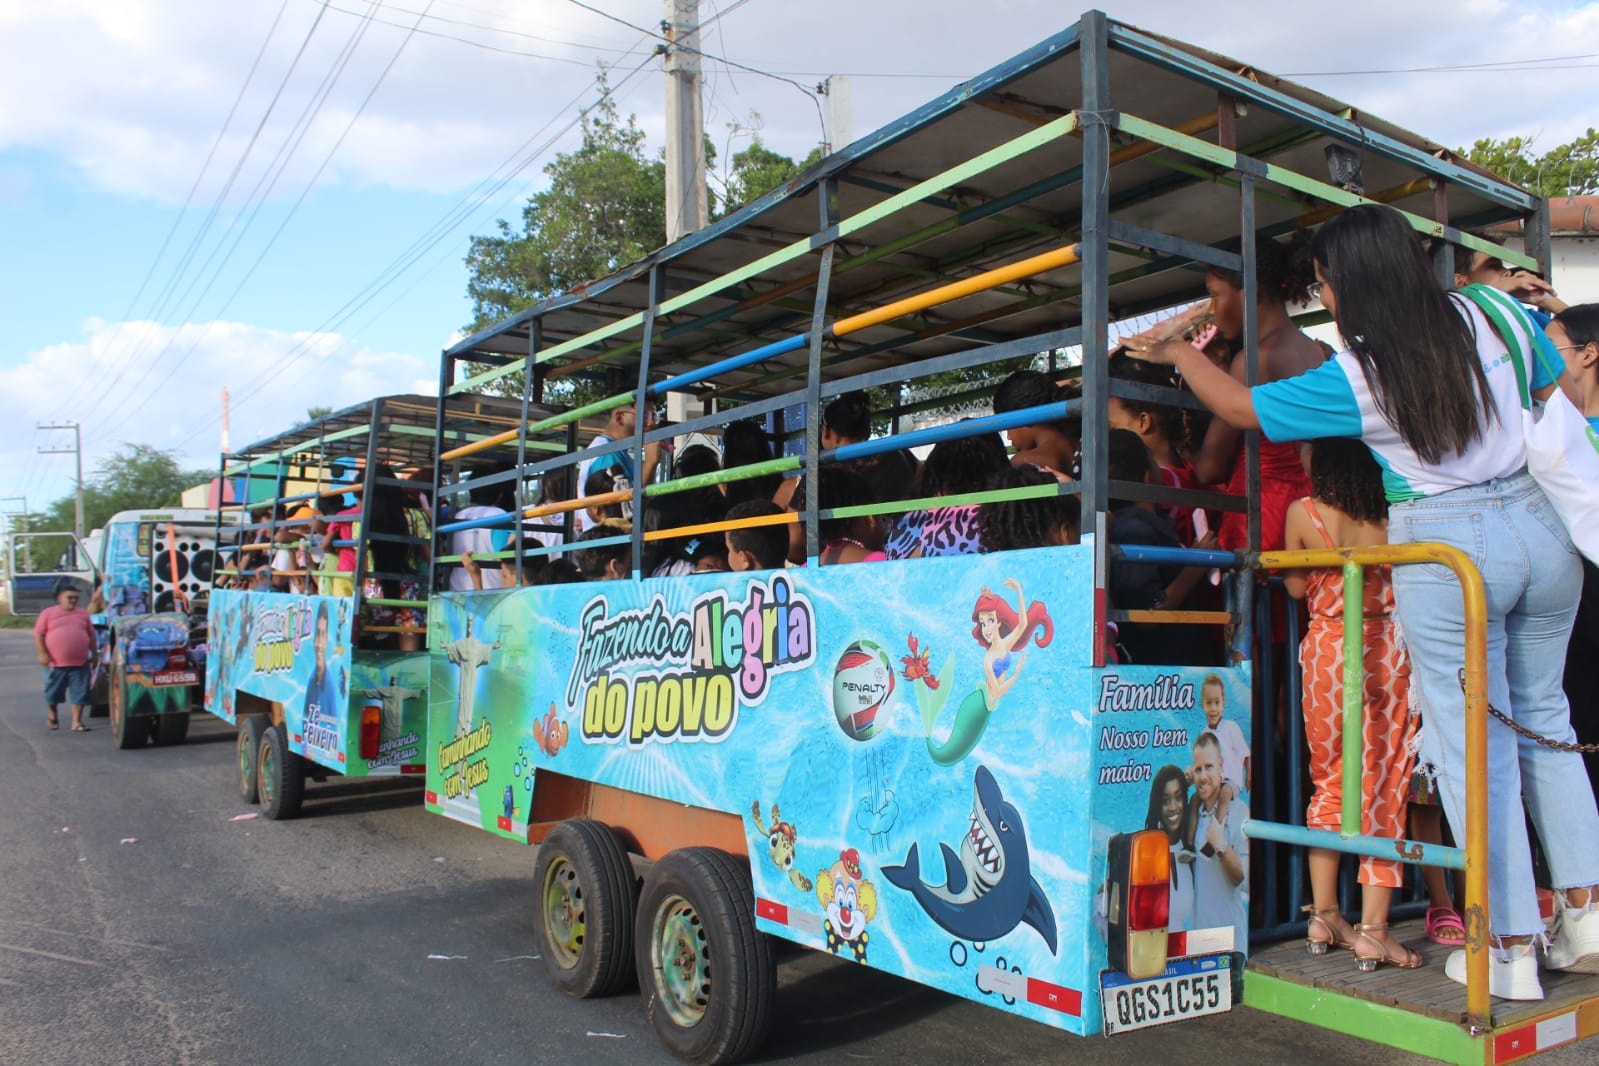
xmin=100 ymin=1 xmax=436 ymax=442
xmin=99 ymin=0 xmax=387 ymax=431
xmin=166 ymin=46 xmax=659 ymax=455
xmin=70 ymin=1 xmax=337 ymax=427
xmin=55 ymin=0 xmax=294 ymax=420
xmin=564 ymin=0 xmax=826 ymax=143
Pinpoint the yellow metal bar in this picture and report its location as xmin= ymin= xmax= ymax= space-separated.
xmin=642 ymin=508 xmax=798 ymax=543
xmin=1117 ymin=609 xmax=1232 ymax=625
xmin=1258 ymin=541 xmax=1490 ymax=1030
xmin=831 ymin=243 xmax=1082 ymax=337
xmin=522 ymin=489 xmax=632 ymax=520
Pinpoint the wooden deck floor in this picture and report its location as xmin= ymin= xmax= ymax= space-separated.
xmin=1248 ymin=918 xmax=1599 ymax=1029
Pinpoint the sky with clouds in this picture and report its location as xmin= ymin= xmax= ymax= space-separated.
xmin=3 ymin=0 xmax=1597 ymax=523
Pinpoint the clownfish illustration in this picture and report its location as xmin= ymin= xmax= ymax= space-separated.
xmin=752 ymin=801 xmax=812 ymax=892
xmin=535 ymin=703 xmax=568 ymax=757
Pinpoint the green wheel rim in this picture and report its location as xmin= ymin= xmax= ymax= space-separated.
xmin=260 ymin=744 xmax=276 ymax=807
xmin=239 ymin=732 xmax=252 ymax=787
xmin=650 ymin=893 xmax=710 ymax=1029
xmin=540 ymin=857 xmax=586 ymax=970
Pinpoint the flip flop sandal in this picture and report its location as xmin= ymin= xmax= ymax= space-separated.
xmin=48 ymin=715 xmax=59 ymax=730
xmin=71 ymin=724 xmax=91 ymax=733
xmin=1426 ymin=906 xmax=1466 ymax=946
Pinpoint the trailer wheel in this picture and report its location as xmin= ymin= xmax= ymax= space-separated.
xmin=258 ymin=725 xmax=305 ymax=820
xmin=532 ymin=819 xmax=638 ymax=998
xmin=237 ymin=717 xmax=267 ymax=804
xmin=110 ymin=656 xmax=147 ymax=750
xmin=635 ymin=848 xmax=774 ymax=1065
xmin=152 ymin=713 xmax=191 ymax=747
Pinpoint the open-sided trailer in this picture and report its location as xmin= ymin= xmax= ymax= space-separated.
xmin=419 ymin=11 xmax=1594 ymax=1064
xmin=202 ymin=396 xmax=515 ymax=818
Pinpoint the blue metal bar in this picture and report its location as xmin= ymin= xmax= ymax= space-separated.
xmin=1242 ymin=820 xmax=1466 ymax=872
xmin=647 ymin=332 xmax=808 ymax=396
xmin=1110 ymin=544 xmax=1241 ymax=568
xmin=828 ymin=399 xmax=1079 ymax=465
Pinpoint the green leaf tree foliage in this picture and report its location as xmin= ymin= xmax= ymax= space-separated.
xmin=305 ymin=405 xmax=334 ymax=422
xmin=464 ymin=76 xmax=667 ymax=336
xmin=1460 ymin=129 xmax=1599 ymax=197
xmin=32 ymin=444 xmax=211 ymax=537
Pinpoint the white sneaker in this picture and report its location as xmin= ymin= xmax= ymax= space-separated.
xmin=1445 ymin=945 xmax=1544 ymax=1001
xmin=1545 ymin=894 xmax=1599 ymax=974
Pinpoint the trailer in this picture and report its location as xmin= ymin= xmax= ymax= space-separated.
xmin=417 ymin=10 xmax=1592 ymax=1064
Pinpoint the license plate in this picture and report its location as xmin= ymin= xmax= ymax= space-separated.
xmin=1101 ymin=954 xmax=1230 ymax=1034
xmin=151 ymin=670 xmax=198 ymax=686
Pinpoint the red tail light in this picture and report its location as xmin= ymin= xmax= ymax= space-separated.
xmin=1108 ymin=830 xmax=1172 ymax=980
xmin=360 ymin=700 xmax=381 ymax=761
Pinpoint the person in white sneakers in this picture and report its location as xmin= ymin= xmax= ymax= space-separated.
xmin=1139 ymin=204 xmax=1599 ymax=1002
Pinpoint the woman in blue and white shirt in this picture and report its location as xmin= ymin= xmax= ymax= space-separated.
xmin=1138 ymin=204 xmax=1599 ymax=1002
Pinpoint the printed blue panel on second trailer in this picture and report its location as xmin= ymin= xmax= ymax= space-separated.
xmin=206 ymin=589 xmax=355 ymax=770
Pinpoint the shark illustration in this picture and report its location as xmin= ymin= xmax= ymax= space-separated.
xmin=881 ymin=764 xmax=1058 ymax=954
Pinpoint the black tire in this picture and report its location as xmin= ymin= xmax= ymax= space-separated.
xmin=258 ymin=725 xmax=305 ymax=820
xmin=153 ymin=712 xmax=190 ymax=746
xmin=531 ymin=820 xmax=639 ymax=999
xmin=635 ymin=848 xmax=775 ymax=1065
xmin=110 ymin=656 xmax=146 ymax=750
xmin=237 ymin=717 xmax=267 ymax=804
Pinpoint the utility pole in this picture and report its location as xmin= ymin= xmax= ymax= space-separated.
xmin=38 ymin=422 xmax=84 ymax=540
xmin=822 ymin=75 xmax=852 ymax=153
xmin=1 ymin=496 xmax=28 ymax=578
xmin=663 ymin=0 xmax=707 ymax=243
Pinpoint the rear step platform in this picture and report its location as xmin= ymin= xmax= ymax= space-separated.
xmin=1246 ymin=919 xmax=1599 ymax=1064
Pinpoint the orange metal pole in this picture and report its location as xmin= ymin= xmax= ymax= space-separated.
xmin=831 ymin=243 xmax=1082 ymax=337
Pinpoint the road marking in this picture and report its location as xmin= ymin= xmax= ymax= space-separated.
xmin=0 ymin=918 xmax=170 ymax=951
xmin=0 ymin=942 xmax=103 ymax=967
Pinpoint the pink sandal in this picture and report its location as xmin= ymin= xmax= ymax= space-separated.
xmin=1426 ymin=906 xmax=1465 ymax=946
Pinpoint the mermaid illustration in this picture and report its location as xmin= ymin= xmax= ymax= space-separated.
xmin=904 ymin=580 xmax=1053 ymax=766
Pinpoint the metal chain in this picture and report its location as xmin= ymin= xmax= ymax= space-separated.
xmin=1458 ymin=669 xmax=1599 ymax=753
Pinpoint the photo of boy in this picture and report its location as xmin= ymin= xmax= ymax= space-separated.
xmin=1200 ymin=672 xmax=1250 ymax=797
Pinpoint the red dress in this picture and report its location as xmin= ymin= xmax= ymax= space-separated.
xmin=1217 ymin=439 xmax=1310 ymax=554
xmin=1298 ymin=499 xmax=1415 ymax=888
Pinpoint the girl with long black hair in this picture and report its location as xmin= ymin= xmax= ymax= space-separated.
xmin=1136 ymin=204 xmax=1599 ymax=1001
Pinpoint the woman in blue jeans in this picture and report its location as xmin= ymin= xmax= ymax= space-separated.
xmin=1137 ymin=203 xmax=1599 ymax=1001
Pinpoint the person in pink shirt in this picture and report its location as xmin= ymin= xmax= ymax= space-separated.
xmin=33 ymin=584 xmax=97 ymax=732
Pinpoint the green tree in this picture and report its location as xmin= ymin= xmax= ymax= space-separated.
xmin=305 ymin=405 xmax=333 ymax=422
xmin=465 ymin=77 xmax=667 ymax=335
xmin=1460 ymin=129 xmax=1599 ymax=197
xmin=33 ymin=444 xmax=211 ymax=536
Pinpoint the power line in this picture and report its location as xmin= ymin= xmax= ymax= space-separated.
xmin=564 ymin=0 xmax=826 ymax=143
xmin=57 ymin=0 xmax=295 ymax=422
xmin=167 ymin=46 xmax=659 ymax=455
xmin=72 ymin=1 xmax=339 ymax=427
xmin=98 ymin=0 xmax=389 ymax=433
xmin=101 ymin=1 xmax=437 ymax=442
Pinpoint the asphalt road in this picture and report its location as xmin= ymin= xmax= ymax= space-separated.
xmin=2 ymin=629 xmax=1593 ymax=1066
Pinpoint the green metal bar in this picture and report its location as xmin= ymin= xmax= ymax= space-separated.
xmin=1341 ymin=560 xmax=1364 ymax=837
xmin=220 ymin=424 xmax=372 ymax=476
xmin=451 ymin=112 xmax=1082 ymax=394
xmin=1115 ymin=112 xmax=1538 ymax=269
xmin=1243 ymin=972 xmax=1485 ymax=1066
xmin=828 ymin=481 xmax=1066 ymax=521
xmin=642 ymin=456 xmax=802 ymax=496
xmin=362 ymin=598 xmax=428 ymax=610
xmin=1137 ymin=153 xmax=1303 ymax=209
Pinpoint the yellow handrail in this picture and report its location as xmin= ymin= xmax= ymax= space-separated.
xmin=1257 ymin=542 xmax=1490 ymax=1030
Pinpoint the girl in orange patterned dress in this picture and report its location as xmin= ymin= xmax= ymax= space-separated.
xmin=1283 ymin=438 xmax=1421 ymax=971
